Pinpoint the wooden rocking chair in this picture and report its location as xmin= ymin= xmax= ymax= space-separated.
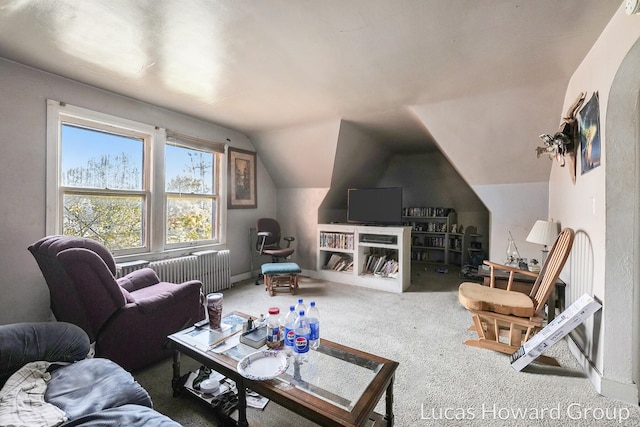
xmin=458 ymin=228 xmax=574 ymax=365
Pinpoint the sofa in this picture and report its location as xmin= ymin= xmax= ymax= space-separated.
xmin=0 ymin=322 xmax=180 ymax=426
xmin=28 ymin=235 xmax=205 ymax=371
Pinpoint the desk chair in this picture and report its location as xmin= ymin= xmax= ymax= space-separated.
xmin=255 ymin=218 xmax=295 ymax=285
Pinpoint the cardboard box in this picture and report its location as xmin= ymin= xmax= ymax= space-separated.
xmin=510 ymin=293 xmax=602 ymax=371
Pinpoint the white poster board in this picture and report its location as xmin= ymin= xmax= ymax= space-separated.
xmin=510 ymin=293 xmax=602 ymax=371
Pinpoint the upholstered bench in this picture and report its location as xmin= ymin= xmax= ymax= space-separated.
xmin=261 ymin=262 xmax=301 ymax=296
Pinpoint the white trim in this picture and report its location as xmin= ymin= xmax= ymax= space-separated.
xmin=45 ymin=100 xmax=227 ymax=255
xmin=567 ymin=336 xmax=639 ymax=405
xmin=45 ymin=100 xmax=62 ymax=235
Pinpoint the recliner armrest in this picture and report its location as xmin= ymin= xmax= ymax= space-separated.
xmin=132 ymin=280 xmax=202 ymax=314
xmin=0 ymin=322 xmax=90 ymax=388
xmin=117 ymin=268 xmax=161 ymax=292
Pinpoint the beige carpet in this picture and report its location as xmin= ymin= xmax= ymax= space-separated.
xmin=135 ymin=265 xmax=640 ymax=426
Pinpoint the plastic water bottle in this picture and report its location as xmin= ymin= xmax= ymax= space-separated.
xmin=307 ymin=301 xmax=320 ymax=350
xmin=294 ymin=298 xmax=306 ymax=319
xmin=283 ymin=305 xmax=296 ymax=352
xmin=293 ymin=310 xmax=311 ymax=361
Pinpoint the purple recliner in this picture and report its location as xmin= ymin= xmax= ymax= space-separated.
xmin=28 ymin=235 xmax=205 ymax=371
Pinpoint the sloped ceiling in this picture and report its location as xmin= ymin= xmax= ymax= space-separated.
xmin=0 ymin=0 xmax=621 ymax=185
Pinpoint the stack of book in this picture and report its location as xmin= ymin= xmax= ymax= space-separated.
xmin=363 ymin=254 xmax=399 ymax=277
xmin=324 ymin=253 xmax=354 ymax=272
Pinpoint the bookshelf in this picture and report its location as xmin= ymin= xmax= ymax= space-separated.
xmin=403 ymin=207 xmax=478 ymax=267
xmin=403 ymin=208 xmax=455 ymax=265
xmin=317 ymin=224 xmax=411 ymax=293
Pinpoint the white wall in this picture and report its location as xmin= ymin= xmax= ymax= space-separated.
xmin=251 ymin=120 xmax=342 ymax=270
xmin=472 ymin=182 xmax=550 ymax=264
xmin=277 ymin=188 xmax=330 ymax=271
xmin=411 ymin=83 xmax=557 ymax=268
xmin=550 ymin=4 xmax=640 ymax=403
xmin=0 ymin=58 xmax=275 ymax=324
xmin=250 ymin=119 xmax=341 ymax=189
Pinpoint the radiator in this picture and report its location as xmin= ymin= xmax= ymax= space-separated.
xmin=117 ymin=250 xmax=231 ymax=293
xmin=566 ymin=230 xmax=597 ymax=359
xmin=190 ymin=250 xmax=232 ymax=293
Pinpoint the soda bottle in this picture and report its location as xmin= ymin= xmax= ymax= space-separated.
xmin=293 ymin=310 xmax=311 ymax=361
xmin=294 ymin=298 xmax=306 ymax=319
xmin=307 ymin=301 xmax=320 ymax=350
xmin=283 ymin=305 xmax=296 ymax=352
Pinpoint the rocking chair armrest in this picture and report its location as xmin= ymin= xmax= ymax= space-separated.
xmin=483 ymin=260 xmax=538 ymax=291
xmin=483 ymin=260 xmax=538 ymax=277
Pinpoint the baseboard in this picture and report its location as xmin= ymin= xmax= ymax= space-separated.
xmin=566 ymin=337 xmax=638 ymax=405
xmin=231 ymin=272 xmax=255 ymax=284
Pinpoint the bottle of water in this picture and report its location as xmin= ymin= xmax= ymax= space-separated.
xmin=294 ymin=298 xmax=306 ymax=319
xmin=293 ymin=310 xmax=311 ymax=361
xmin=307 ymin=301 xmax=320 ymax=350
xmin=283 ymin=305 xmax=296 ymax=352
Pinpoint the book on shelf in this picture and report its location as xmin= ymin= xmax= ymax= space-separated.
xmin=324 ymin=253 xmax=353 ymax=272
xmin=320 ymin=232 xmax=354 ymax=250
xmin=363 ymin=254 xmax=398 ymax=277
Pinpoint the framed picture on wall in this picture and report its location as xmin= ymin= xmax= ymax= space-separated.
xmin=578 ymin=91 xmax=601 ymax=174
xmin=228 ymin=147 xmax=257 ymax=209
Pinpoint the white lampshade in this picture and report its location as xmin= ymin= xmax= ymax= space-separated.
xmin=526 ymin=220 xmax=560 ymax=248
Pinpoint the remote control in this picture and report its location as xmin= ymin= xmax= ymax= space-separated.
xmin=194 ymin=319 xmax=208 ymax=329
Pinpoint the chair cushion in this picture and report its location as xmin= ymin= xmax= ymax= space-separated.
xmin=263 ymin=248 xmax=295 ymax=258
xmin=458 ymin=282 xmax=535 ymax=317
xmin=261 ymin=262 xmax=301 ymax=275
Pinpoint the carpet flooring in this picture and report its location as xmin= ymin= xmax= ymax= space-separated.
xmin=134 ymin=264 xmax=640 ymax=426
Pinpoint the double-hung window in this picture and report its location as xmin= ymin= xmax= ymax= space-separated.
xmin=46 ymin=101 xmax=225 ymax=255
xmin=165 ymin=133 xmax=222 ymax=247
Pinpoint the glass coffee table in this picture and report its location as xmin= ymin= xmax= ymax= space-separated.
xmin=167 ymin=312 xmax=398 ymax=426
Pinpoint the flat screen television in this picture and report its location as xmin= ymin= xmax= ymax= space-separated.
xmin=347 ymin=187 xmax=403 ymax=225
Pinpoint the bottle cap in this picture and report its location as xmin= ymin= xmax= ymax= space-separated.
xmin=268 ymin=307 xmax=280 ymax=315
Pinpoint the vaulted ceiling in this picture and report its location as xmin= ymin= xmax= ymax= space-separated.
xmin=0 ymin=0 xmax=621 ymax=184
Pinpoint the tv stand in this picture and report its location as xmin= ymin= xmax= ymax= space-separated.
xmin=316 ymin=224 xmax=411 ymax=293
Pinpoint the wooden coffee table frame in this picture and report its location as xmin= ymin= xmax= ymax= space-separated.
xmin=168 ymin=312 xmax=398 ymax=427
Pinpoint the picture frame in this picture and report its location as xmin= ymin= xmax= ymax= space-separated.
xmin=578 ymin=91 xmax=601 ymax=175
xmin=228 ymin=147 xmax=257 ymax=209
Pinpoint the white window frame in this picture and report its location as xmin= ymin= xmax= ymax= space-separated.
xmin=164 ymin=133 xmax=224 ymax=250
xmin=46 ymin=100 xmax=227 ymax=257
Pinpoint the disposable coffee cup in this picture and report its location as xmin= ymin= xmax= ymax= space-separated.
xmin=206 ymin=293 xmax=223 ymax=329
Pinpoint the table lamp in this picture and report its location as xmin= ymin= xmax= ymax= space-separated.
xmin=526 ymin=220 xmax=560 ymax=265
